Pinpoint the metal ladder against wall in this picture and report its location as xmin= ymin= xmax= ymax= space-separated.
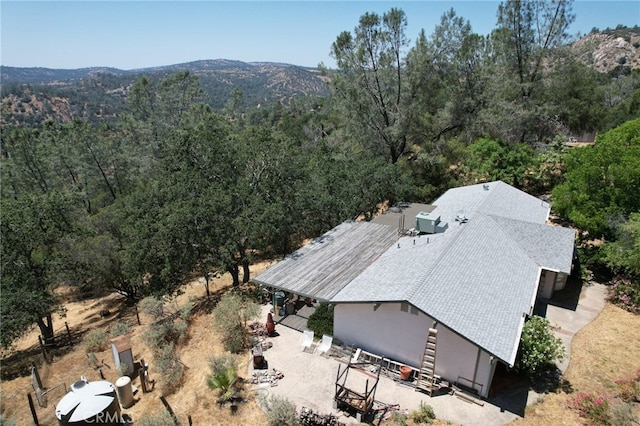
xmin=415 ymin=328 xmax=438 ymax=395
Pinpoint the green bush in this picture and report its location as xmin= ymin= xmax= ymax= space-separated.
xmin=207 ymin=354 xmax=238 ymax=401
xmin=155 ymin=343 xmax=185 ymax=395
xmin=611 ymin=402 xmax=636 ymax=426
xmin=109 ymin=321 xmax=131 ymax=337
xmin=82 ymin=329 xmax=107 ymax=353
xmin=142 ymin=320 xmax=188 ymax=350
xmin=387 ymin=412 xmax=408 ymax=426
xmin=258 ymin=394 xmax=298 ymax=426
xmin=212 ymin=292 xmax=260 ymax=353
xmin=307 ymin=304 xmax=333 ymax=337
xmin=139 ymin=296 xmax=165 ymax=319
xmin=516 ymin=316 xmax=566 ymax=379
xmin=410 ymin=402 xmax=436 ymax=423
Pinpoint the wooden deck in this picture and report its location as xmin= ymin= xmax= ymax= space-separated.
xmin=253 ymin=221 xmax=399 ymax=301
xmin=276 ymin=303 xmax=316 ymax=332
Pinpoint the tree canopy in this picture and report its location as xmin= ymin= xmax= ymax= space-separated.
xmin=552 ymin=118 xmax=640 ymax=239
xmin=2 ymin=5 xmax=640 ymax=348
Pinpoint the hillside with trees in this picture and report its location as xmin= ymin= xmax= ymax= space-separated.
xmin=1 ymin=1 xmax=639 ymax=424
xmin=0 ymin=61 xmax=329 ymax=125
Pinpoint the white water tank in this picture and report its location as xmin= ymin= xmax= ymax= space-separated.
xmin=115 ymin=376 xmax=134 ymax=408
xmin=56 ymin=380 xmax=121 ymax=425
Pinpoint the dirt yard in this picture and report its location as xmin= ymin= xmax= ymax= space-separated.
xmin=0 ymin=262 xmax=276 ymax=426
xmin=1 ymin=264 xmax=639 ymax=425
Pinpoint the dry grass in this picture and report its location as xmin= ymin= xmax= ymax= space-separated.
xmin=510 ymin=303 xmax=640 ymax=425
xmin=0 ymin=262 xmax=274 ymax=426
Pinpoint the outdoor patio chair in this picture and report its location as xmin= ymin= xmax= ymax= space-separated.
xmin=315 ymin=334 xmax=333 ymax=356
xmin=300 ymin=329 xmax=314 ymax=352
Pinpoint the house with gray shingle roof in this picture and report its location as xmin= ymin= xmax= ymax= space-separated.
xmin=253 ymin=181 xmax=576 ymax=398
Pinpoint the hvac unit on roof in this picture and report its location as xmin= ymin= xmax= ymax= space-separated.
xmin=415 ymin=211 xmax=441 ymax=234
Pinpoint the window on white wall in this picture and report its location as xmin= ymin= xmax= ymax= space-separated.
xmin=410 ymin=306 xmax=419 ymax=315
xmin=401 ymin=302 xmax=409 ymax=312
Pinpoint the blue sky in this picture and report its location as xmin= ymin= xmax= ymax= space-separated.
xmin=1 ymin=1 xmax=639 ymax=70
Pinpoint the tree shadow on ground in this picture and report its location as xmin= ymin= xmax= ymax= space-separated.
xmin=531 ymin=366 xmax=573 ymax=394
xmin=488 ymin=364 xmax=573 ymax=417
xmin=488 ymin=364 xmax=530 ymax=416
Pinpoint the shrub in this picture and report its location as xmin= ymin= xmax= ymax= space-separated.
xmin=83 ymin=329 xmax=107 ymax=353
xmin=569 ymin=392 xmax=611 ymax=425
xmin=155 ymin=343 xmax=185 ymax=395
xmin=611 ymin=402 xmax=636 ymax=426
xmin=117 ymin=362 xmax=130 ymax=376
xmin=142 ymin=320 xmax=188 ymax=351
xmin=139 ymin=296 xmax=165 ymax=319
xmin=258 ymin=394 xmax=298 ymax=426
xmin=516 ymin=316 xmax=565 ymax=379
xmin=608 ymin=277 xmax=640 ymax=314
xmin=410 ymin=402 xmax=436 ymax=423
xmin=212 ymin=292 xmax=260 ymax=353
xmin=109 ymin=321 xmax=131 ymax=337
xmin=207 ymin=354 xmax=238 ymax=401
xmin=388 ymin=412 xmax=408 ymax=426
xmin=615 ymin=370 xmax=640 ymax=402
xmin=306 ymin=304 xmax=333 ymax=337
xmin=208 ymin=353 xmax=236 ymax=376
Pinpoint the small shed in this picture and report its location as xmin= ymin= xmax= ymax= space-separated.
xmin=109 ymin=335 xmax=134 ymax=377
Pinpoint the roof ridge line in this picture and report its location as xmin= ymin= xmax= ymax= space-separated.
xmin=405 ymin=220 xmax=473 ymax=301
xmin=487 ymin=214 xmax=550 ymax=269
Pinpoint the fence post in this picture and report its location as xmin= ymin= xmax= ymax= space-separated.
xmin=27 ymin=393 xmax=40 ymax=426
xmin=38 ymin=336 xmax=49 ymax=364
xmin=138 ymin=368 xmax=148 ymax=393
xmin=31 ymin=362 xmax=43 ymax=390
xmin=159 ymin=395 xmax=178 ymax=423
xmin=135 ymin=305 xmax=141 ymax=326
xmin=65 ymin=322 xmax=72 ymax=346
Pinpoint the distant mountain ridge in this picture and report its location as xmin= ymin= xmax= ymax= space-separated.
xmin=0 ymin=59 xmax=321 ymax=84
xmin=2 ymin=27 xmax=638 ymax=126
xmin=0 ymin=60 xmax=330 ymax=125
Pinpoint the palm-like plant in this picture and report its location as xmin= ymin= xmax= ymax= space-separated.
xmin=207 ymin=359 xmax=238 ymax=402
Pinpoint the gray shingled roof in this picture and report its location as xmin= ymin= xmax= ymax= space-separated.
xmin=490 ymin=215 xmax=575 ymax=274
xmin=253 ymin=181 xmax=575 ymax=365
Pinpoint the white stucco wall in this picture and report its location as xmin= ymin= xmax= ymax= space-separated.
xmin=538 ymin=270 xmax=569 ymax=299
xmin=554 ymin=273 xmax=568 ymax=292
xmin=334 ymin=302 xmax=430 ymax=367
xmin=429 ymin=324 xmax=494 ymax=397
xmin=538 ymin=270 xmax=556 ymax=299
xmin=333 ymin=302 xmax=494 ymax=398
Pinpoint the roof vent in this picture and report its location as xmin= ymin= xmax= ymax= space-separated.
xmin=455 ymin=213 xmax=468 ymax=223
xmin=483 ymin=183 xmax=490 ymax=191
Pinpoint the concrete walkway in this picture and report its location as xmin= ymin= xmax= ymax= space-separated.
xmin=544 ymin=282 xmax=607 ymax=373
xmin=250 ymin=283 xmax=607 ymax=425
